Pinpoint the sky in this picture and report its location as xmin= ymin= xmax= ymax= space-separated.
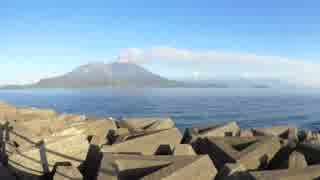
xmin=1 ymin=0 xmax=320 ymax=87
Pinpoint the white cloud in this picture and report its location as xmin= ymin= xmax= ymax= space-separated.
xmin=119 ymin=47 xmax=306 ymax=65
xmin=118 ymin=47 xmax=320 ymax=87
xmin=118 ymin=48 xmax=146 ymax=63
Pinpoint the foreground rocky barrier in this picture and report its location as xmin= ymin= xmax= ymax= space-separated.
xmin=1 ymin=101 xmax=320 ymax=180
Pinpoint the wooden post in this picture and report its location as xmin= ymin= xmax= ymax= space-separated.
xmin=4 ymin=121 xmax=10 ymax=142
xmin=0 ymin=123 xmax=9 ymax=165
xmin=2 ymin=122 xmax=9 ymax=154
xmin=0 ymin=115 xmax=5 ymax=156
xmin=37 ymin=140 xmax=50 ymax=174
xmin=0 ymin=124 xmax=4 ymax=157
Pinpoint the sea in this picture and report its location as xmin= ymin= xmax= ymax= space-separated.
xmin=1 ymin=87 xmax=320 ymax=131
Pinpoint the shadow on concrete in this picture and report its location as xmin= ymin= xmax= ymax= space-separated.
xmin=0 ymin=124 xmax=96 ymax=180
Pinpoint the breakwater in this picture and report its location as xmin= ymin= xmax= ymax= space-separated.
xmin=1 ymin=101 xmax=320 ymax=180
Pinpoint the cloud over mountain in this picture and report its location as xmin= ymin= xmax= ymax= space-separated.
xmin=118 ymin=47 xmax=320 ymax=87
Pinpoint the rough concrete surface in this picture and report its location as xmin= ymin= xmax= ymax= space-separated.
xmin=1 ymin=101 xmax=320 ymax=180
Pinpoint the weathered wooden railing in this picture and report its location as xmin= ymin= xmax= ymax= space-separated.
xmin=0 ymin=121 xmax=50 ymax=175
xmin=0 ymin=121 xmax=9 ymax=165
xmin=36 ymin=140 xmax=50 ymax=174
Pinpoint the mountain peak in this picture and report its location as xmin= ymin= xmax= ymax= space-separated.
xmin=80 ymin=61 xmax=106 ymax=67
xmin=35 ymin=62 xmax=175 ymax=88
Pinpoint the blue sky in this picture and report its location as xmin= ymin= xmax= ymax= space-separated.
xmin=1 ymin=0 xmax=320 ymax=86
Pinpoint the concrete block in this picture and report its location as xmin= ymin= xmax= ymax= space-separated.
xmin=201 ymin=121 xmax=240 ymax=137
xmin=1 ymin=105 xmax=57 ymax=125
xmin=72 ymin=118 xmax=117 ymax=145
xmin=267 ymin=140 xmax=296 ymax=170
xmin=253 ymin=125 xmax=298 ymax=141
xmin=19 ymin=119 xmax=53 ymax=137
xmin=6 ymin=123 xmax=43 ymax=153
xmin=106 ymin=128 xmax=130 ymax=145
xmin=287 ymin=151 xmax=308 ymax=169
xmin=52 ymin=162 xmax=82 ymax=180
xmin=300 ymin=130 xmax=312 ymax=141
xmin=181 ymin=121 xmax=240 ymax=145
xmin=218 ymin=163 xmax=246 ymax=180
xmin=141 ymin=155 xmax=216 ymax=180
xmin=239 ymin=129 xmax=254 ymax=137
xmin=102 ymin=128 xmax=182 ymax=155
xmin=13 ymin=113 xmax=87 ymax=136
xmin=117 ymin=118 xmax=157 ymax=129
xmin=200 ymin=136 xmax=281 ymax=170
xmin=0 ymin=103 xmax=18 ymax=124
xmin=15 ymin=107 xmax=57 ymax=123
xmin=302 ymin=131 xmax=320 ymax=144
xmin=118 ymin=117 xmax=175 ymax=132
xmin=297 ymin=143 xmax=320 ymax=164
xmin=173 ymin=144 xmax=196 ymax=155
xmin=115 ymin=128 xmax=130 ymax=136
xmin=94 ymin=153 xmax=217 ymax=180
xmin=181 ymin=127 xmax=199 ymax=144
xmin=51 ymin=127 xmax=84 ymax=137
xmin=88 ymin=135 xmax=103 ymax=146
xmin=245 ymin=164 xmax=320 ymax=180
xmin=53 ymin=114 xmax=87 ymax=130
xmin=7 ymin=121 xmax=86 ymax=154
xmin=275 ymin=150 xmax=308 ymax=170
xmin=59 ymin=113 xmax=87 ymax=122
xmin=8 ymin=134 xmax=89 ymax=176
xmin=155 ymin=144 xmax=173 ymax=155
xmin=145 ymin=118 xmax=175 ymax=131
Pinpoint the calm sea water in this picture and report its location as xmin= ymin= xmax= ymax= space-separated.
xmin=1 ymin=88 xmax=320 ymax=131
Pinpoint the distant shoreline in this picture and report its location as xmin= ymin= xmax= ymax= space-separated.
xmin=0 ymin=84 xmax=275 ymax=90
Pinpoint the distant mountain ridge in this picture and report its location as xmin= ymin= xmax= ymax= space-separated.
xmin=0 ymin=62 xmax=286 ymax=89
xmin=34 ymin=62 xmax=179 ymax=88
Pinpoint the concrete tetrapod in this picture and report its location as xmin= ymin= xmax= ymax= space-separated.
xmin=95 ymin=153 xmax=217 ymax=180
xmin=237 ymin=165 xmax=320 ymax=180
xmin=117 ymin=117 xmax=175 ymax=132
xmin=102 ymin=128 xmax=182 ymax=155
xmin=199 ymin=136 xmax=281 ymax=170
xmin=181 ymin=121 xmax=240 ymax=145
